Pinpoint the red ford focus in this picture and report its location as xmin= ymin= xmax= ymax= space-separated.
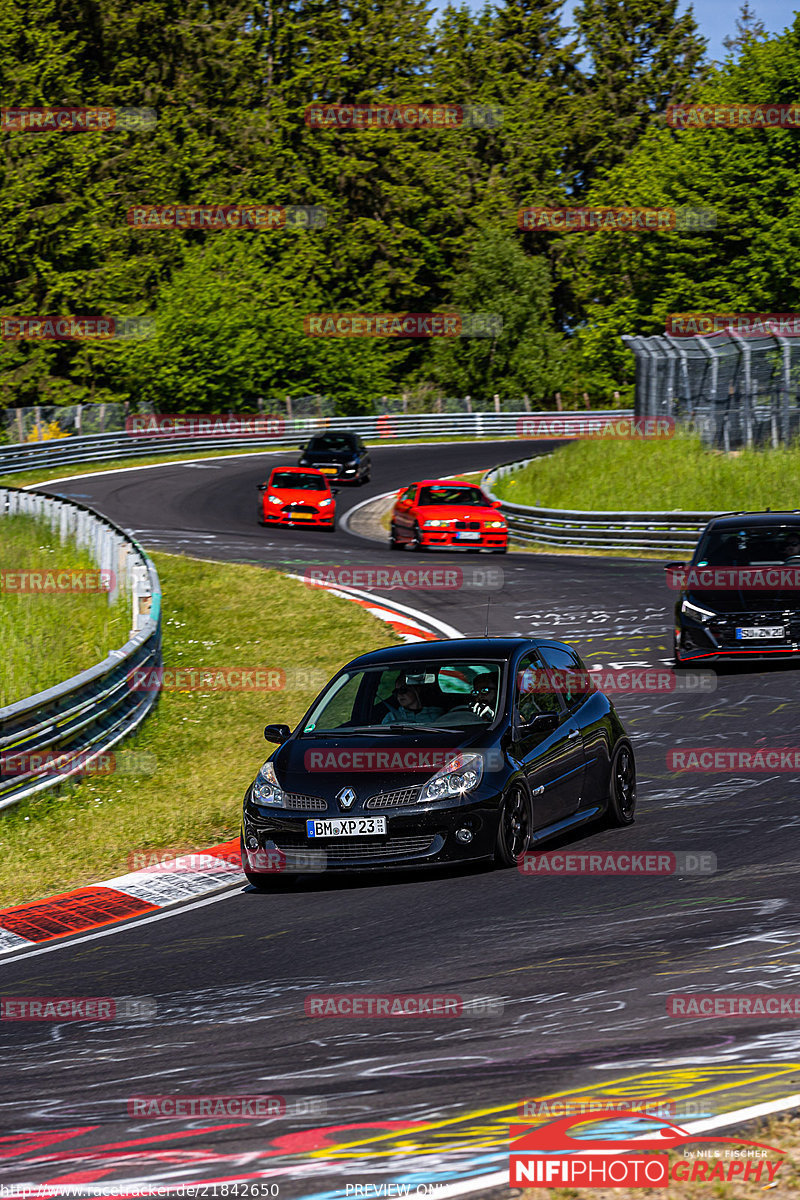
xmin=390 ymin=479 xmax=508 ymax=552
xmin=257 ymin=467 xmax=336 ymax=531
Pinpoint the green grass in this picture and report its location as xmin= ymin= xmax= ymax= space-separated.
xmin=0 ymin=551 xmax=401 ymax=908
xmin=491 ymin=432 xmax=800 ymax=513
xmin=0 ymin=514 xmax=129 ymax=706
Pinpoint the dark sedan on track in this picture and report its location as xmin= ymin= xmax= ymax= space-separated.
xmin=298 ymin=430 xmax=371 ymax=484
xmin=240 ymin=637 xmax=636 ymax=885
xmin=668 ymin=511 xmax=800 ymax=664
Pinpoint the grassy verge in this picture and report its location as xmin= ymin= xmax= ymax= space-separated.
xmin=0 ymin=514 xmax=129 ymax=706
xmin=491 ymin=432 xmax=800 ymax=512
xmin=0 ymin=437 xmax=529 ymax=489
xmin=0 ymin=551 xmax=401 ymax=908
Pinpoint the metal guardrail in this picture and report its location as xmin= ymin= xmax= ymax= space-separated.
xmin=0 ymin=410 xmax=633 ymax=477
xmin=482 ymin=458 xmax=714 ymax=554
xmin=0 ymin=488 xmax=162 ymax=810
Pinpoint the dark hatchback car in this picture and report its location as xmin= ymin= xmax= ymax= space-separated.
xmin=240 ymin=637 xmax=636 ymax=886
xmin=298 ymin=430 xmax=371 ymax=484
xmin=668 ymin=511 xmax=800 ymax=665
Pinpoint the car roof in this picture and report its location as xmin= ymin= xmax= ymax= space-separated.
xmin=342 ymin=637 xmax=577 ymax=669
xmin=411 ymin=479 xmax=482 ymax=487
xmin=705 ymin=511 xmax=800 ymax=530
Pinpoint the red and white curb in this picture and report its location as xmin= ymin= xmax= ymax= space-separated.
xmin=289 ymin=573 xmax=463 ymax=642
xmin=0 ymin=839 xmax=243 ymax=957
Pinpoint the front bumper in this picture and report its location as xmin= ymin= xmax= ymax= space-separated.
xmin=419 ymin=530 xmax=508 ymax=550
xmin=263 ymin=510 xmax=334 ymax=528
xmin=676 ymin=609 xmax=800 ymax=662
xmin=242 ymin=787 xmax=499 ymax=870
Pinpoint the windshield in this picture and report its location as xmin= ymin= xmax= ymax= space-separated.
xmin=270 ymin=472 xmax=327 ymax=490
xmin=418 ymin=486 xmax=488 ymax=507
xmin=308 ymin=435 xmax=357 ymax=452
xmin=302 ymin=661 xmax=504 ymax=733
xmin=695 ymin=525 xmax=800 ymax=566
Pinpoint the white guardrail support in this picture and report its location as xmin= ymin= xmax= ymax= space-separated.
xmin=0 ymin=487 xmax=162 ymax=810
xmin=482 ymin=456 xmax=715 ymax=554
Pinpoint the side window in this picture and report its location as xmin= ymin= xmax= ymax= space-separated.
xmin=400 ymin=487 xmax=416 ymax=503
xmin=515 ymin=652 xmax=563 ymax=724
xmin=538 ymin=646 xmax=590 ymax=712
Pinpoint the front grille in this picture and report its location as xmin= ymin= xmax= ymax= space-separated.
xmin=364 ymin=786 xmax=421 ymax=809
xmin=709 ymin=609 xmax=800 ymax=646
xmin=275 ymin=835 xmax=435 ymax=861
xmin=282 ymin=505 xmax=317 ymax=516
xmin=283 ymin=792 xmax=328 ymax=811
xmin=454 ymin=520 xmax=480 ymax=530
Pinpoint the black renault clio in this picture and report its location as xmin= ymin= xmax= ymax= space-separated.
xmin=241 ymin=637 xmax=636 ymax=886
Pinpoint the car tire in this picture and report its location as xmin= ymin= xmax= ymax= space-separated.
xmin=493 ymin=784 xmax=533 ymax=868
xmin=411 ymin=522 xmax=428 ymax=552
xmin=390 ymin=522 xmax=402 ymax=551
xmin=492 ymin=546 xmax=508 ymax=554
xmin=605 ymin=740 xmax=637 ymax=826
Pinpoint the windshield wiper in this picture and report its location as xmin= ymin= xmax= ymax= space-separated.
xmin=382 ymin=723 xmax=461 ymax=733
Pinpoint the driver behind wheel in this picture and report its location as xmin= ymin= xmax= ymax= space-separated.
xmin=468 ymin=672 xmax=498 ymax=719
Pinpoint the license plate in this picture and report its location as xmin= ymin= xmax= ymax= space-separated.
xmin=319 ymin=466 xmax=338 ymax=474
xmin=290 ymin=513 xmax=313 ymax=520
xmin=307 ymin=817 xmax=387 ymax=837
xmin=455 ymin=531 xmax=481 ymax=541
xmin=736 ymin=626 xmax=786 ymax=639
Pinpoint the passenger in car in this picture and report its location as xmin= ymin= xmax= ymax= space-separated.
xmin=381 ymin=677 xmax=445 ymax=724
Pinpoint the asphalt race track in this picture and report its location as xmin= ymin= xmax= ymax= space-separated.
xmin=3 ymin=440 xmax=800 ymax=1197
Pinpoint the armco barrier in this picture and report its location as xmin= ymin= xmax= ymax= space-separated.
xmin=0 ymin=410 xmax=632 ymax=477
xmin=482 ymin=458 xmax=715 ymax=554
xmin=0 ymin=488 xmax=161 ymax=810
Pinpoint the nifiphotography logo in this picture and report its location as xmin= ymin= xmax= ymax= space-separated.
xmin=508 ymin=1110 xmax=785 ymax=1188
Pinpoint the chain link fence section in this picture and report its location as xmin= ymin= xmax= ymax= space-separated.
xmin=623 ymin=331 xmax=800 ymax=450
xmin=0 ymin=488 xmax=162 ymax=810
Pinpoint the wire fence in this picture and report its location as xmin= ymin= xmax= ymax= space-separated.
xmin=1 ymin=394 xmax=595 ymax=443
xmin=623 ymin=331 xmax=800 ymax=449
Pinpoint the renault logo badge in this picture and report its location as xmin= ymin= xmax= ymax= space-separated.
xmin=337 ymin=787 xmax=357 ymax=810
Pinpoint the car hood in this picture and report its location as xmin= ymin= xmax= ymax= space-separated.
xmin=686 ymin=587 xmax=800 ymax=613
xmin=304 ymin=450 xmax=357 ymax=463
xmin=269 ymin=486 xmax=331 ymax=500
xmin=418 ymin=504 xmax=501 ymax=520
xmin=269 ymin=729 xmax=493 ymax=799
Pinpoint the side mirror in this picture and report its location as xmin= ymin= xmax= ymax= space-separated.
xmin=332 ymin=487 xmax=340 ymax=495
xmin=491 ymin=500 xmax=503 ymax=509
xmin=664 ymin=561 xmax=688 ymax=571
xmin=516 ymin=711 xmax=558 ymax=738
xmin=257 ymin=483 xmax=267 ymax=491
xmin=264 ymin=723 xmax=291 ymax=743
xmin=298 ymin=444 xmax=306 ymax=451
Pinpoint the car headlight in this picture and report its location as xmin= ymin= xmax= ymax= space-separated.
xmin=268 ymin=495 xmax=282 ymax=506
xmin=485 ymin=521 xmax=506 ymax=529
xmin=319 ymin=498 xmax=333 ymax=507
xmin=418 ymin=753 xmax=484 ymax=803
xmin=299 ymin=458 xmax=308 ymax=465
xmin=252 ymin=760 xmax=284 ymax=807
xmin=681 ymin=598 xmax=716 ymax=622
xmin=423 ymin=520 xmax=451 ymax=528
